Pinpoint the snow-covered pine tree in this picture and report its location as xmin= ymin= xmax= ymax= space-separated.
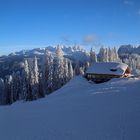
xmin=52 ymin=56 xmax=59 ymax=90
xmin=22 ymin=59 xmax=32 ymax=101
xmin=108 ymin=47 xmax=112 ymax=62
xmin=53 ymin=46 xmax=65 ymax=89
xmin=42 ymin=49 xmax=54 ymax=95
xmin=108 ymin=47 xmax=119 ymax=62
xmin=31 ymin=56 xmax=39 ymax=100
xmin=42 ymin=49 xmax=49 ymax=95
xmin=84 ymin=61 xmax=90 ymax=72
xmin=0 ymin=78 xmax=5 ymax=105
xmin=90 ymin=48 xmax=97 ymax=65
xmin=79 ymin=67 xmax=85 ymax=75
xmin=113 ymin=47 xmax=118 ymax=61
xmin=136 ymin=55 xmax=140 ymax=70
xmin=11 ymin=71 xmax=22 ymax=101
xmin=63 ymin=58 xmax=69 ymax=83
xmin=98 ymin=47 xmax=109 ymax=62
xmin=98 ymin=47 xmax=105 ymax=62
xmin=46 ymin=52 xmax=54 ymax=94
xmin=38 ymin=73 xmax=44 ymax=98
xmin=5 ymin=75 xmax=13 ymax=104
xmin=33 ymin=56 xmax=39 ymax=85
xmin=68 ymin=61 xmax=74 ymax=80
xmin=74 ymin=61 xmax=81 ymax=75
xmin=56 ymin=45 xmax=64 ymax=57
xmin=105 ymin=48 xmax=109 ymax=62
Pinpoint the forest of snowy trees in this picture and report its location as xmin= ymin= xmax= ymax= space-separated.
xmin=118 ymin=45 xmax=140 ymax=75
xmin=0 ymin=45 xmax=140 ymax=105
xmin=0 ymin=47 xmax=74 ymax=105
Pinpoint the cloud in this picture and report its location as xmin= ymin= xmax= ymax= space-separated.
xmin=61 ymin=36 xmax=71 ymax=43
xmin=61 ymin=36 xmax=79 ymax=45
xmin=61 ymin=34 xmax=102 ymax=47
xmin=107 ymin=32 xmax=119 ymax=39
xmin=82 ymin=34 xmax=101 ymax=47
xmin=83 ymin=34 xmax=98 ymax=44
xmin=124 ymin=0 xmax=133 ymax=5
xmin=138 ymin=9 xmax=140 ymax=15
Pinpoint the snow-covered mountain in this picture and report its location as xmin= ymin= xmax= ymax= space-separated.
xmin=0 ymin=76 xmax=140 ymax=140
xmin=8 ymin=45 xmax=89 ymax=61
xmin=0 ymin=45 xmax=89 ymax=78
xmin=117 ymin=45 xmax=140 ymax=72
xmin=1 ymin=44 xmax=140 ymax=79
xmin=118 ymin=44 xmax=140 ymax=55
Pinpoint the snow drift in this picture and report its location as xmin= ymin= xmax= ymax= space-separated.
xmin=0 ymin=76 xmax=140 ymax=140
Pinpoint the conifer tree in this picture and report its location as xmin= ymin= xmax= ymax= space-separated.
xmin=90 ymin=48 xmax=97 ymax=65
xmin=0 ymin=78 xmax=5 ymax=105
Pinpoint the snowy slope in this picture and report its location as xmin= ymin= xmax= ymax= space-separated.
xmin=0 ymin=76 xmax=140 ymax=140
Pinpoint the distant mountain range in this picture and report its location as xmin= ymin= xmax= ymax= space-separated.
xmin=6 ymin=45 xmax=89 ymax=62
xmin=1 ymin=44 xmax=140 ymax=78
xmin=118 ymin=44 xmax=140 ymax=55
xmin=0 ymin=45 xmax=89 ymax=78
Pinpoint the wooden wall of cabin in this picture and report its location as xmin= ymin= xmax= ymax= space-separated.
xmin=85 ymin=73 xmax=121 ymax=83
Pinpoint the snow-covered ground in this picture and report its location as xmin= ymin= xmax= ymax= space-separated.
xmin=0 ymin=76 xmax=140 ymax=140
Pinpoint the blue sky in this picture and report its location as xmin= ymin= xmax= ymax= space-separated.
xmin=0 ymin=0 xmax=140 ymax=55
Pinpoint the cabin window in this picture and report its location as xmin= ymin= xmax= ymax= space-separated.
xmin=110 ymin=68 xmax=117 ymax=72
xmin=87 ymin=74 xmax=96 ymax=79
xmin=87 ymin=75 xmax=91 ymax=78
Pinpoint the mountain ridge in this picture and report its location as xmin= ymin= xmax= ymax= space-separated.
xmin=0 ymin=45 xmax=89 ymax=78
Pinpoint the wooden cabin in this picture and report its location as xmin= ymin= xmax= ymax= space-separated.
xmin=85 ymin=62 xmax=131 ymax=83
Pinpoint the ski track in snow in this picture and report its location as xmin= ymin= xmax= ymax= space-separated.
xmin=0 ymin=76 xmax=140 ymax=140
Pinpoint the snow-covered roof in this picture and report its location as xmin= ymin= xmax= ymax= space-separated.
xmin=86 ymin=62 xmax=129 ymax=76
